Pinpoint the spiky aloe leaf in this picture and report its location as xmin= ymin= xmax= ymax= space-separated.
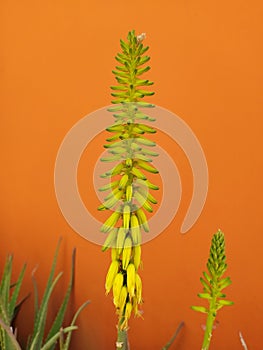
xmin=31 ymin=266 xmax=39 ymax=323
xmin=0 ymin=256 xmax=13 ymax=323
xmin=27 ymin=272 xmax=63 ymax=350
xmin=162 ymin=321 xmax=184 ymax=350
xmin=0 ymin=317 xmax=21 ymax=350
xmin=0 ymin=298 xmax=9 ymax=325
xmin=60 ymin=300 xmax=91 ymax=350
xmin=44 ymin=248 xmax=76 ymax=350
xmin=27 ymin=239 xmax=62 ymax=350
xmin=12 ymin=294 xmax=30 ymax=328
xmin=9 ymin=264 xmax=26 ymax=322
xmin=0 ymin=299 xmax=11 ymax=350
xmin=40 ymin=326 xmax=77 ymax=350
xmin=0 ymin=255 xmax=26 ymax=350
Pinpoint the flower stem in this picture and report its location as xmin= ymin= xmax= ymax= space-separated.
xmin=116 ymin=319 xmax=129 ymax=350
xmin=201 ymin=298 xmax=216 ymax=350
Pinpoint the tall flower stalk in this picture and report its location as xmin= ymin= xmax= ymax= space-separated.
xmin=98 ymin=30 xmax=159 ymax=349
xmin=192 ymin=230 xmax=233 ymax=350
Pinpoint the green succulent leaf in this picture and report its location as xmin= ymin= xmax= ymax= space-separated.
xmin=0 ymin=317 xmax=22 ymax=350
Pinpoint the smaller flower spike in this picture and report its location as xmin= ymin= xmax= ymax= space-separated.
xmin=191 ymin=230 xmax=234 ymax=350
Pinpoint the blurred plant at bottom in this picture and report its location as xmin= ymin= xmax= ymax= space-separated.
xmin=0 ymin=239 xmax=90 ymax=350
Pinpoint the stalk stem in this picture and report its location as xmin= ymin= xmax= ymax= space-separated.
xmin=201 ymin=298 xmax=216 ymax=350
xmin=116 ymin=321 xmax=129 ymax=350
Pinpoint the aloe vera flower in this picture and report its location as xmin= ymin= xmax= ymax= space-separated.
xmin=98 ymin=30 xmax=159 ymax=348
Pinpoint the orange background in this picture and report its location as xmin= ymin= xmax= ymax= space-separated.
xmin=1 ymin=1 xmax=263 ymax=349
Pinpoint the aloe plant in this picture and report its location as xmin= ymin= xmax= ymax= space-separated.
xmin=0 ymin=240 xmax=90 ymax=350
xmin=192 ymin=230 xmax=233 ymax=350
xmin=98 ymin=30 xmax=159 ymax=349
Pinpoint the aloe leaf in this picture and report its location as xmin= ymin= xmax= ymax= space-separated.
xmin=28 ymin=272 xmax=63 ymax=350
xmin=31 ymin=266 xmax=39 ymax=322
xmin=62 ymin=301 xmax=91 ymax=350
xmin=0 ymin=307 xmax=12 ymax=350
xmin=0 ymin=317 xmax=22 ymax=350
xmin=9 ymin=264 xmax=26 ymax=321
xmin=44 ymin=249 xmax=76 ymax=350
xmin=28 ymin=239 xmax=62 ymax=350
xmin=162 ymin=321 xmax=184 ymax=350
xmin=0 ymin=297 xmax=9 ymax=324
xmin=40 ymin=326 xmax=77 ymax=350
xmin=0 ymin=256 xmax=12 ymax=322
xmin=12 ymin=294 xmax=30 ymax=327
xmin=28 ymin=331 xmax=40 ymax=350
xmin=0 ymin=256 xmax=11 ymax=294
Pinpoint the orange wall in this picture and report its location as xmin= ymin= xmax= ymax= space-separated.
xmin=1 ymin=1 xmax=263 ymax=349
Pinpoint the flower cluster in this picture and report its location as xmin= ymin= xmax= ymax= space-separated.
xmin=98 ymin=30 xmax=159 ymax=330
